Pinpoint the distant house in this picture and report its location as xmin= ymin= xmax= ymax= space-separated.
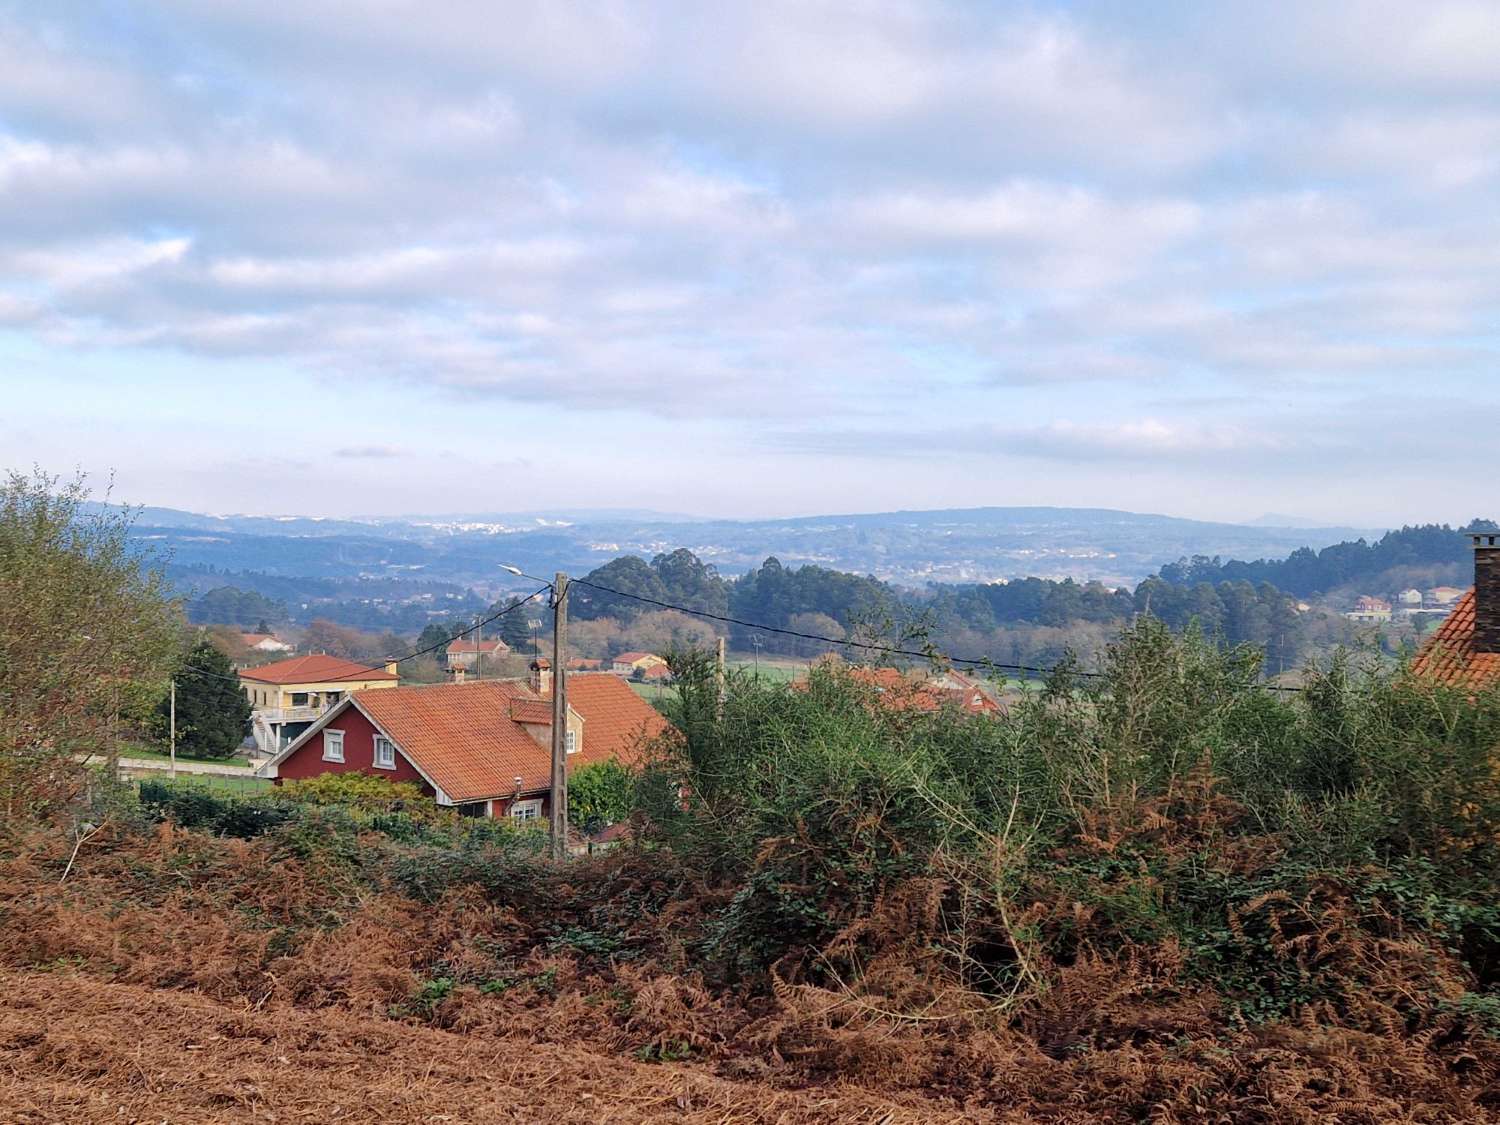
xmin=640 ymin=662 xmax=673 ymax=683
xmin=611 ymin=651 xmax=667 ymax=676
xmin=256 ymin=673 xmax=671 ymax=818
xmin=239 ymin=654 xmax=399 ymax=755
xmin=797 ymin=663 xmax=1002 ymax=717
xmin=445 ymin=637 xmax=510 ymax=671
xmin=1412 ymin=533 xmax=1500 ymax=691
xmin=240 ymin=632 xmax=293 ymax=654
xmin=1345 ymin=596 xmax=1392 ymax=624
xmin=1429 ymin=586 xmax=1465 ymax=606
xmin=1397 ymin=588 xmax=1423 ymax=606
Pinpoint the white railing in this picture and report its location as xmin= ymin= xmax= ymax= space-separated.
xmin=253 ymin=705 xmax=324 ymax=724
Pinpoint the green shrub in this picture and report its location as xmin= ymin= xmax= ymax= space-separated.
xmin=138 ymin=779 xmax=294 ymax=838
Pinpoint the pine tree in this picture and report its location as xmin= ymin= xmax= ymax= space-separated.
xmin=163 ymin=641 xmax=252 ymax=759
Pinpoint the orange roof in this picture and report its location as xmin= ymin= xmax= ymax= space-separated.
xmin=550 ymin=674 xmax=672 ymax=764
xmin=640 ymin=663 xmax=673 ymax=680
xmin=613 ymin=651 xmax=662 ymax=664
xmin=239 ymin=653 xmax=397 ymax=685
xmin=447 ymin=637 xmax=508 ymax=655
xmin=354 ymin=681 xmax=542 ymax=801
xmin=338 ymin=674 xmax=671 ymax=802
xmin=797 ymin=665 xmax=1001 ymax=716
xmin=510 ymin=698 xmax=554 ymax=725
xmin=1411 ymin=589 xmax=1500 ymax=690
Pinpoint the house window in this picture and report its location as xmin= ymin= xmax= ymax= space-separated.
xmin=323 ymin=729 xmax=345 ymax=763
xmin=510 ymin=798 xmax=542 ymax=821
xmin=373 ymin=736 xmax=396 ymax=770
xmin=291 ymin=692 xmax=309 ymax=707
xmin=565 ymin=729 xmax=578 ymax=754
xmin=457 ymin=801 xmax=486 ymax=818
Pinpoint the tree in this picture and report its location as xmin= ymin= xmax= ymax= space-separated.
xmin=187 ymin=586 xmax=287 ymax=627
xmin=416 ymin=621 xmax=456 ymax=658
xmin=162 ymin=642 xmax=252 ymax=759
xmin=497 ymin=597 xmax=535 ymax=651
xmin=571 ymin=556 xmax=668 ymax=621
xmin=0 ymin=470 xmax=178 ymax=817
xmin=568 ymin=759 xmax=636 ymax=835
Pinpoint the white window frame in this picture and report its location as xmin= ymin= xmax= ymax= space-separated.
xmin=565 ymin=728 xmax=578 ymax=754
xmin=510 ymin=798 xmax=542 ymax=821
xmin=323 ymin=729 xmax=345 ymax=763
xmin=373 ymin=735 xmax=396 ymax=770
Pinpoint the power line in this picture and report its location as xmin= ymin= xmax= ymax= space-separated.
xmin=384 ymin=585 xmax=550 ymax=665
xmin=571 ymin=575 xmax=1307 ymax=693
xmin=571 ymin=576 xmax=1103 ymax=681
xmin=174 ymin=586 xmax=549 ymax=681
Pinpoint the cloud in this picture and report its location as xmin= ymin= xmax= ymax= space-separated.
xmin=1 ymin=0 xmax=1498 ymax=520
xmin=333 ymin=445 xmax=406 ymax=459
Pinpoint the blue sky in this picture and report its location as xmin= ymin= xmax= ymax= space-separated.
xmin=1 ymin=1 xmax=1497 ymax=524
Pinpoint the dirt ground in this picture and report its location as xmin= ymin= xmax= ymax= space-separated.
xmin=0 ymin=969 xmax=971 ymax=1124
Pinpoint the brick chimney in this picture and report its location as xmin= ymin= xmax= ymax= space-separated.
xmin=1473 ymin=532 xmax=1500 ymax=654
xmin=529 ymin=658 xmax=552 ymax=696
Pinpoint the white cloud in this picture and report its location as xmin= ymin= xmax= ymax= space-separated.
xmin=1 ymin=1 xmax=1499 ymax=520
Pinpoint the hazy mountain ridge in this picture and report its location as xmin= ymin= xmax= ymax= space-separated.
xmin=117 ymin=503 xmax=1383 ymax=593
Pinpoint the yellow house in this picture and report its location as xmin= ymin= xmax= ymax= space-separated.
xmin=239 ymin=653 xmax=399 ymax=754
xmin=610 ymin=651 xmax=667 ymax=676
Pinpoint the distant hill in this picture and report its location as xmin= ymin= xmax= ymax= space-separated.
xmin=114 ymin=502 xmax=1383 ymax=593
xmin=1156 ymin=521 xmax=1498 ymax=598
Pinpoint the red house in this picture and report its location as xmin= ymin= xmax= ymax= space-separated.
xmin=257 ymin=673 xmax=671 ymax=819
xmin=1411 ymin=532 xmax=1500 ymax=691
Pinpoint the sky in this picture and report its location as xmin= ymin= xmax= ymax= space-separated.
xmin=1 ymin=1 xmax=1497 ymax=526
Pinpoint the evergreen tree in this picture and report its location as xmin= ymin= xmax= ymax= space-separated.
xmin=163 ymin=641 xmax=252 ymax=759
xmin=498 ymin=598 xmax=535 ymax=651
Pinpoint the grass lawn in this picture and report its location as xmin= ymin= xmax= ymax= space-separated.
xmin=627 ymin=681 xmax=674 ymax=704
xmin=118 ymin=742 xmax=253 ymax=767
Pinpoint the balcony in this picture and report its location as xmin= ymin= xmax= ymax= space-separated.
xmin=253 ymin=705 xmax=325 ymax=725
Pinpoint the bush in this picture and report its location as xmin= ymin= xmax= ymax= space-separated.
xmin=281 ymin=772 xmax=436 ymax=815
xmin=137 ymin=779 xmax=295 ymax=838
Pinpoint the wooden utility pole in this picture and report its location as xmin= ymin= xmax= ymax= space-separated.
xmin=715 ymin=635 xmax=727 ymax=719
xmin=549 ymin=572 xmax=570 ymax=861
xmin=169 ymin=679 xmax=177 ymax=780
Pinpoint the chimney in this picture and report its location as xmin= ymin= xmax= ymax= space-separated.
xmin=1474 ymin=533 xmax=1500 ymax=654
xmin=385 ymin=661 xmax=399 ymax=678
xmin=530 ymin=658 xmax=552 ymax=696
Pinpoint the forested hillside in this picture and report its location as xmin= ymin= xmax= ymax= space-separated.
xmin=564 ymin=549 xmax=1342 ymax=674
xmin=1158 ymin=521 xmax=1497 ymax=596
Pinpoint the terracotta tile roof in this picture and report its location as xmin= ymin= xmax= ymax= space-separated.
xmin=796 ymin=665 xmax=1002 ymax=715
xmin=640 ymin=663 xmax=673 ymax=680
xmin=549 ymin=674 xmax=672 ymax=765
xmin=1411 ymin=589 xmax=1500 ymax=689
xmin=613 ymin=651 xmax=662 ymax=665
xmin=346 ymin=674 xmax=672 ymax=803
xmin=509 ymin=698 xmax=554 ymax=725
xmin=447 ymin=638 xmax=509 ymax=655
xmin=354 ymin=680 xmax=541 ymax=802
xmin=239 ymin=653 xmax=397 ymax=685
